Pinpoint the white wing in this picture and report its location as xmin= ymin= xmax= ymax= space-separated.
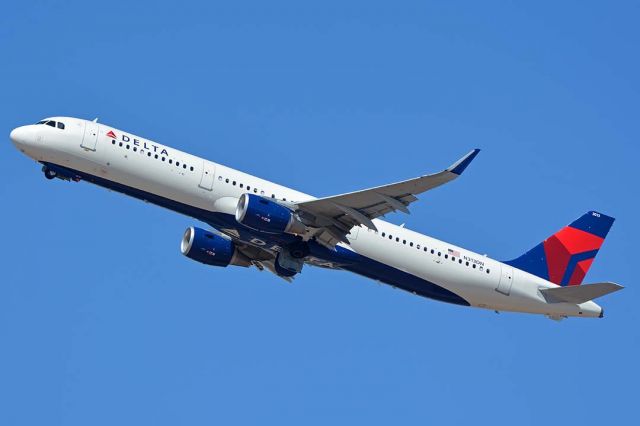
xmin=295 ymin=149 xmax=480 ymax=248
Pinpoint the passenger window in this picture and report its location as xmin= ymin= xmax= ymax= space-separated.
xmin=271 ymin=194 xmax=275 ymax=198
xmin=133 ymin=147 xmax=137 ymax=152
xmin=423 ymin=247 xmax=427 ymax=252
xmin=472 ymin=264 xmax=476 ymax=269
xmin=155 ymin=154 xmax=158 ymax=159
xmin=382 ymin=232 xmax=385 ymax=237
xmin=183 ymin=164 xmax=187 ymax=169
xmin=396 ymin=237 xmax=400 ymax=242
xmin=487 ymin=269 xmax=490 ymax=274
xmin=176 ymin=162 xmax=180 ymax=166
xmin=169 ymin=159 xmax=173 ymax=164
xmin=119 ymin=142 xmax=123 ymax=147
xmin=240 ymin=183 xmax=243 ymax=188
xmin=233 ymin=181 xmax=236 ymax=186
xmin=218 ymin=176 xmax=223 ymax=181
xmin=444 ymin=254 xmax=448 ymax=259
xmin=190 ymin=166 xmax=194 ymax=171
xmin=410 ymin=242 xmax=414 ymax=247
xmin=459 ymin=259 xmax=462 ymax=264
xmin=466 ymin=261 xmax=469 ymax=266
xmin=388 ymin=235 xmax=392 ymax=239
xmin=247 ymin=186 xmax=251 ymax=191
xmin=253 ymin=188 xmax=257 ymax=193
xmin=431 ymin=249 xmax=434 ymax=254
xmin=260 ymin=190 xmax=265 ymax=195
xmin=225 ymin=178 xmax=229 ymax=183
xmin=46 ymin=121 xmax=56 ymax=127
xmin=148 ymin=152 xmax=152 ymax=157
xmin=402 ymin=240 xmax=406 ymax=244
xmin=162 ymin=157 xmax=165 ymax=161
xmin=112 ymin=140 xmax=115 ymax=145
xmin=126 ymin=145 xmax=130 ymax=150
xmin=438 ymin=252 xmax=441 ymax=256
xmin=57 ymin=122 xmax=65 ymax=129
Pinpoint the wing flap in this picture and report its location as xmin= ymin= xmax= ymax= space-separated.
xmin=540 ymin=282 xmax=624 ymax=304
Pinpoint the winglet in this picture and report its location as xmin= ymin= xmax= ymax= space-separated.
xmin=447 ymin=149 xmax=481 ymax=175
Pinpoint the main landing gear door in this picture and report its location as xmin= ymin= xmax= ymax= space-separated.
xmin=496 ymin=265 xmax=514 ymax=296
xmin=198 ymin=160 xmax=216 ymax=191
xmin=81 ymin=121 xmax=99 ymax=151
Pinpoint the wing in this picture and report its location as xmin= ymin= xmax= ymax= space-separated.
xmin=295 ymin=149 xmax=480 ymax=249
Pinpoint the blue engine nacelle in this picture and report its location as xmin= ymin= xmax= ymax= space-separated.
xmin=235 ymin=193 xmax=306 ymax=235
xmin=180 ymin=227 xmax=251 ymax=267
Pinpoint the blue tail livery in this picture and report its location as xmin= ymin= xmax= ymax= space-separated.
xmin=505 ymin=211 xmax=614 ymax=286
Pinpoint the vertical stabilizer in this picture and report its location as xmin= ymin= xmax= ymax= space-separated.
xmin=505 ymin=211 xmax=614 ymax=286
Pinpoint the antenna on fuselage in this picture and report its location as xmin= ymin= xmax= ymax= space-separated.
xmin=92 ymin=118 xmax=99 ymax=123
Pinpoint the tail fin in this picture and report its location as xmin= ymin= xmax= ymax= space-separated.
xmin=505 ymin=211 xmax=615 ymax=286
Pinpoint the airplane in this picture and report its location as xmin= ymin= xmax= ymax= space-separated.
xmin=9 ymin=116 xmax=623 ymax=320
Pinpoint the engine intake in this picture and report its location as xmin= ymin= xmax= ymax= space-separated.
xmin=235 ymin=193 xmax=306 ymax=235
xmin=180 ymin=227 xmax=251 ymax=267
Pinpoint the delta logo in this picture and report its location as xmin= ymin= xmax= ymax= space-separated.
xmin=106 ymin=129 xmax=170 ymax=156
xmin=120 ymin=133 xmax=170 ymax=156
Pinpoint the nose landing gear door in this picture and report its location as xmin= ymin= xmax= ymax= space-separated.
xmin=496 ymin=265 xmax=514 ymax=296
xmin=81 ymin=121 xmax=99 ymax=151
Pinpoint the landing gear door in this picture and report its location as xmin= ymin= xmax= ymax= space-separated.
xmin=81 ymin=121 xmax=99 ymax=151
xmin=496 ymin=265 xmax=514 ymax=295
xmin=199 ymin=160 xmax=215 ymax=191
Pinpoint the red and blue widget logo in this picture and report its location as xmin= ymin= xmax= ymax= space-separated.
xmin=506 ymin=211 xmax=614 ymax=286
xmin=544 ymin=225 xmax=604 ymax=286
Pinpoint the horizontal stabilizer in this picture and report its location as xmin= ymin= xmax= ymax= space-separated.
xmin=541 ymin=282 xmax=623 ymax=304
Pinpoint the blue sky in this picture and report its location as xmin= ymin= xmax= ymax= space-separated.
xmin=1 ymin=1 xmax=638 ymax=424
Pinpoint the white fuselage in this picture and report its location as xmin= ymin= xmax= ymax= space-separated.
xmin=10 ymin=117 xmax=603 ymax=318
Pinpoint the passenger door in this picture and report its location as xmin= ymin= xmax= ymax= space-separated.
xmin=81 ymin=121 xmax=99 ymax=151
xmin=496 ymin=265 xmax=514 ymax=295
xmin=199 ymin=160 xmax=216 ymax=190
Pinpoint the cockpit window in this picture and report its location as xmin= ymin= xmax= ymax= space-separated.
xmin=35 ymin=120 xmax=64 ymax=129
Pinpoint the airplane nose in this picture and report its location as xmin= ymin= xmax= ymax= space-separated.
xmin=10 ymin=126 xmax=31 ymax=147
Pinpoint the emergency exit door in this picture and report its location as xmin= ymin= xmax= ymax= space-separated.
xmin=496 ymin=265 xmax=514 ymax=295
xmin=81 ymin=121 xmax=99 ymax=151
xmin=198 ymin=160 xmax=215 ymax=190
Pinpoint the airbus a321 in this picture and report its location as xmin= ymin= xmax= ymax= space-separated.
xmin=10 ymin=117 xmax=623 ymax=320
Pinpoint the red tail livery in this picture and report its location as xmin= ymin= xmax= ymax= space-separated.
xmin=506 ymin=211 xmax=614 ymax=286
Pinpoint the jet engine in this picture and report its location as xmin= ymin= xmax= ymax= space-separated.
xmin=235 ymin=193 xmax=306 ymax=235
xmin=180 ymin=226 xmax=251 ymax=267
